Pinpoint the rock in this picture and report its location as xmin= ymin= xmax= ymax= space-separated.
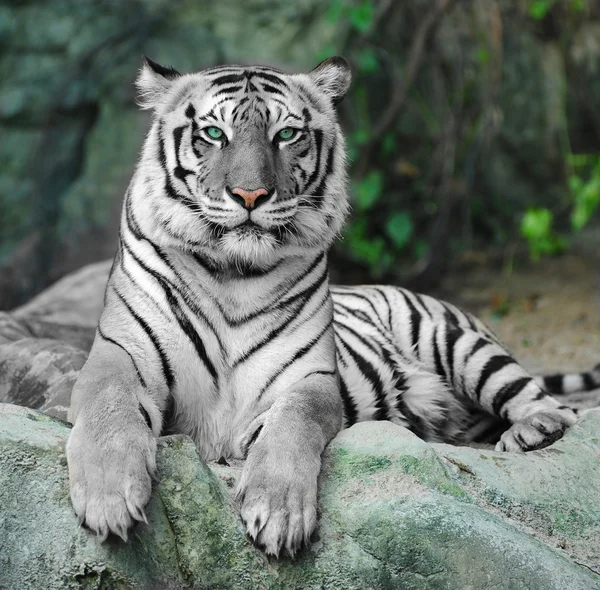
xmin=11 ymin=259 xmax=110 ymax=349
xmin=1 ymin=403 xmax=599 ymax=589
xmin=0 ymin=338 xmax=86 ymax=419
xmin=0 ymin=262 xmax=110 ymax=417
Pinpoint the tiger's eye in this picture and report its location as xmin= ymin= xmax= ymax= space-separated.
xmin=278 ymin=128 xmax=296 ymax=141
xmin=206 ymin=126 xmax=224 ymax=140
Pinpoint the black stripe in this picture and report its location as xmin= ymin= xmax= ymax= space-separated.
xmin=492 ymin=377 xmax=532 ymax=416
xmin=232 ymin=270 xmax=328 ymax=366
xmin=304 ymin=129 xmax=323 ymax=192
xmin=542 ymin=374 xmax=565 ymax=394
xmin=373 ymin=287 xmax=393 ymax=328
xmin=227 ymin=253 xmax=326 ymax=327
xmin=474 ymin=355 xmax=515 ymax=400
xmin=261 ymin=83 xmax=285 ymax=96
xmin=398 ymin=290 xmax=422 ymax=355
xmin=257 ymin=319 xmax=333 ymax=400
xmin=440 ymin=301 xmax=460 ymax=326
xmin=113 ymin=286 xmax=174 ymax=389
xmin=334 ymin=325 xmax=389 ymax=421
xmin=583 ymin=372 xmax=595 ymax=390
xmin=339 ymin=375 xmax=359 ymax=427
xmin=334 ymin=290 xmax=381 ymax=324
xmin=214 ymin=86 xmax=243 ymax=98
xmin=432 ymin=326 xmax=446 ymax=382
xmin=97 ymin=325 xmax=146 ymax=388
xmin=445 ymin=327 xmax=463 ymax=387
xmin=252 ymin=72 xmax=289 ymax=88
xmin=210 ymin=73 xmax=244 ymax=87
xmin=334 ymin=317 xmax=381 ymax=357
xmin=469 ymin=337 xmax=490 ymax=358
xmin=413 ymin=293 xmax=434 ymax=319
xmin=172 ymin=125 xmax=194 ymax=180
xmin=121 ymin=240 xmax=217 ymax=382
xmin=394 ymin=394 xmax=428 ymax=439
xmin=311 ymin=138 xmax=336 ymax=205
xmin=157 ymin=124 xmax=201 ymax=212
xmin=333 ymin=300 xmax=373 ymax=325
xmin=185 ymin=103 xmax=196 ymax=119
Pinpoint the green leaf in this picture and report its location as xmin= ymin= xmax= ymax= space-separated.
xmin=520 ymin=207 xmax=566 ymax=261
xmin=520 ymin=207 xmax=553 ymax=240
xmin=385 ymin=211 xmax=413 ymax=250
xmin=349 ymin=1 xmax=374 ymax=33
xmin=355 ymin=170 xmax=382 ymax=211
xmin=571 ymin=179 xmax=600 ymax=230
xmin=529 ymin=0 xmax=553 ymax=20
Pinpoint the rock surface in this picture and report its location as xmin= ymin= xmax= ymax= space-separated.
xmin=1 ymin=403 xmax=599 ymax=589
xmin=1 ymin=263 xmax=600 ymax=588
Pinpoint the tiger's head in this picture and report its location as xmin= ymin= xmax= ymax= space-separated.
xmin=133 ymin=57 xmax=351 ymax=269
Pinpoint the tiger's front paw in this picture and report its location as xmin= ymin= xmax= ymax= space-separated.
xmin=236 ymin=440 xmax=320 ymax=557
xmin=66 ymin=417 xmax=156 ymax=541
xmin=495 ymin=409 xmax=577 ymax=452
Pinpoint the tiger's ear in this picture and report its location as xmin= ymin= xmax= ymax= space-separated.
xmin=308 ymin=56 xmax=352 ymax=106
xmin=135 ymin=56 xmax=181 ymax=110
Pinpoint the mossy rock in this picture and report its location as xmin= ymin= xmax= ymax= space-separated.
xmin=1 ymin=403 xmax=599 ymax=589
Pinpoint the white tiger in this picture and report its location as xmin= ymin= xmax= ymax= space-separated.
xmin=66 ymin=56 xmax=599 ymax=557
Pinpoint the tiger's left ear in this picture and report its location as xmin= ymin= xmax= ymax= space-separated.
xmin=135 ymin=56 xmax=181 ymax=110
xmin=308 ymin=56 xmax=352 ymax=106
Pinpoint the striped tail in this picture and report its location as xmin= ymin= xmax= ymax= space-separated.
xmin=537 ymin=363 xmax=600 ymax=395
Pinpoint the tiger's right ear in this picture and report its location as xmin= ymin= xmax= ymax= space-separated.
xmin=135 ymin=56 xmax=181 ymax=110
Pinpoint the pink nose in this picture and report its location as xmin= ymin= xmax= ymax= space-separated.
xmin=229 ymin=187 xmax=271 ymax=210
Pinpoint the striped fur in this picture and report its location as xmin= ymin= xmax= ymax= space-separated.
xmin=66 ymin=57 xmax=596 ymax=557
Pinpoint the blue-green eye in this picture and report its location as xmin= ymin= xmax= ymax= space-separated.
xmin=205 ymin=126 xmax=224 ymax=140
xmin=277 ymin=128 xmax=297 ymax=141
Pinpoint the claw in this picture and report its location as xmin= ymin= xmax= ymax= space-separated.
xmin=115 ymin=524 xmax=129 ymax=542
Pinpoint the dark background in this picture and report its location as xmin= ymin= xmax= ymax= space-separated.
xmin=1 ymin=0 xmax=599 ymax=311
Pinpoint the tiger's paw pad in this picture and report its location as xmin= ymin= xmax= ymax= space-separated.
xmin=495 ymin=411 xmax=575 ymax=452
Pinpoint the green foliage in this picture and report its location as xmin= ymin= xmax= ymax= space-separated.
xmin=385 ymin=212 xmax=414 ymax=250
xmin=355 ymin=170 xmax=382 ymax=211
xmin=528 ymin=0 xmax=555 ymax=20
xmin=520 ymin=207 xmax=567 ymax=261
xmin=528 ymin=0 xmax=585 ymax=19
xmin=3 ymin=0 xmax=600 ymax=301
xmin=348 ymin=1 xmax=375 ymax=33
xmin=568 ymin=155 xmax=600 ymax=231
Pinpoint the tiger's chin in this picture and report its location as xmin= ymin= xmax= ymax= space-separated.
xmin=218 ymin=224 xmax=281 ymax=269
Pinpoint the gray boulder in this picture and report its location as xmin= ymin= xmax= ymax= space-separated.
xmin=1 ymin=403 xmax=599 ymax=589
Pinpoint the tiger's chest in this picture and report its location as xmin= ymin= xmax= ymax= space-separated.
xmin=166 ymin=303 xmax=330 ymax=461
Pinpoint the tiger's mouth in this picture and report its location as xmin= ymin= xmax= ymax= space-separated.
xmin=236 ymin=219 xmax=265 ymax=233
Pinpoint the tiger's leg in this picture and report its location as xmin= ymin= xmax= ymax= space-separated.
xmin=236 ymin=373 xmax=342 ymax=557
xmin=432 ymin=324 xmax=578 ymax=452
xmin=66 ymin=336 xmax=161 ymax=540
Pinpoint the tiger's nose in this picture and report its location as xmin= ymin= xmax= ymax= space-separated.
xmin=227 ymin=187 xmax=272 ymax=210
